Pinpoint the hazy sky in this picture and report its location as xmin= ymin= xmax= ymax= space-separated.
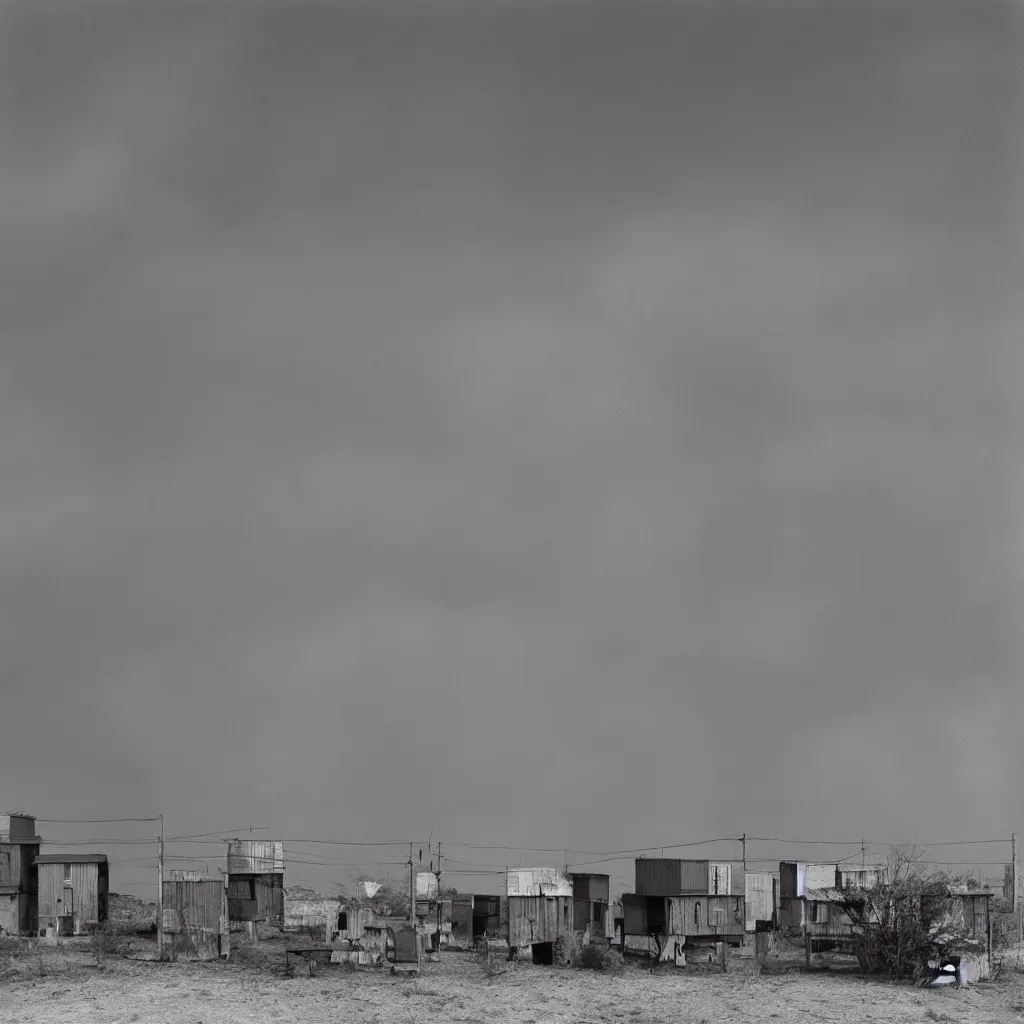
xmin=1 ymin=1 xmax=1021 ymax=898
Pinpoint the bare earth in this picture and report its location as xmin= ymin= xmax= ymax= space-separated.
xmin=3 ymin=939 xmax=1023 ymax=1024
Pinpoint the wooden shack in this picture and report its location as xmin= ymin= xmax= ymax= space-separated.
xmin=634 ymin=858 xmax=710 ymax=896
xmin=0 ymin=813 xmax=40 ymax=935
xmin=162 ymin=874 xmax=229 ymax=959
xmin=569 ymin=873 xmax=610 ymax=940
xmin=449 ymin=895 xmax=474 ymax=947
xmin=35 ymin=854 xmax=109 ymax=935
xmin=226 ymin=840 xmax=284 ymax=933
xmin=744 ymin=871 xmax=778 ymax=932
xmin=920 ymin=888 xmax=993 ymax=982
xmin=472 ymin=894 xmax=501 ymax=939
xmin=621 ymin=893 xmax=745 ymax=960
xmin=505 ymin=867 xmax=574 ymax=962
xmin=507 ymin=895 xmax=574 ymax=954
xmin=778 ymin=862 xmax=841 ymax=931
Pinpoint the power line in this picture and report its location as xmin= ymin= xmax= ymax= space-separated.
xmin=449 ymin=837 xmax=737 ymax=855
xmin=36 ymin=817 xmax=161 ymax=823
xmin=920 ymin=840 xmax=1010 ymax=847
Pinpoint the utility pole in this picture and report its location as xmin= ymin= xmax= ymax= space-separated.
xmin=741 ymin=834 xmax=746 ymax=871
xmin=157 ymin=814 xmax=165 ymax=960
xmin=409 ymin=843 xmax=415 ymax=923
xmin=861 ymin=839 xmax=866 ymax=869
xmin=1012 ymin=833 xmax=1019 ymax=942
xmin=435 ymin=841 xmax=443 ymax=949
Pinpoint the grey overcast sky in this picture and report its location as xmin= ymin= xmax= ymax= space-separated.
xmin=1 ymin=1 xmax=1021 ymax=896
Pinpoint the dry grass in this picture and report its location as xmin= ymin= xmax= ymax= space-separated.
xmin=1 ymin=936 xmax=1022 ymax=1024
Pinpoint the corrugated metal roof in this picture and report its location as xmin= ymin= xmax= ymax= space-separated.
xmin=34 ymin=854 xmax=108 ymax=864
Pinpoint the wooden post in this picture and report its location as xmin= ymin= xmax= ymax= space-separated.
xmin=1013 ymin=833 xmax=1020 ymax=943
xmin=157 ymin=814 xmax=164 ymax=960
xmin=719 ymin=939 xmax=727 ymax=973
xmin=804 ymin=917 xmax=811 ymax=969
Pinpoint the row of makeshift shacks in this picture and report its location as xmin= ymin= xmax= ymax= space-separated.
xmin=2 ymin=812 xmax=995 ymax=977
xmin=0 ymin=812 xmax=286 ymax=956
xmin=1 ymin=812 xmax=111 ymax=938
xmin=618 ymin=857 xmax=993 ymax=979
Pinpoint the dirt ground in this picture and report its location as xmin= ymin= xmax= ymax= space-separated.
xmin=3 ymin=936 xmax=1023 ymax=1024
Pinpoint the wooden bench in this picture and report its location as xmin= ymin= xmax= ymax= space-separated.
xmin=285 ymin=947 xmax=335 ymax=976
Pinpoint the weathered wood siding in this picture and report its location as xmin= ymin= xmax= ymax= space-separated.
xmin=0 ymin=843 xmax=38 ymax=893
xmin=635 ymin=859 xmax=709 ymax=896
xmin=666 ymin=895 xmax=745 ymax=937
xmin=708 ymin=863 xmax=732 ymax=896
xmin=226 ymin=841 xmax=284 ymax=874
xmin=506 ymin=868 xmax=573 ymax=897
xmin=38 ymin=862 xmax=104 ymax=934
xmin=0 ymin=845 xmax=18 ymax=888
xmin=622 ymin=894 xmax=744 ymax=938
xmin=745 ymin=872 xmax=775 ymax=930
xmin=162 ymin=880 xmax=227 ymax=934
xmin=255 ymin=876 xmax=284 ymax=924
xmin=227 ymin=874 xmax=283 ymax=925
xmin=507 ymin=896 xmax=572 ymax=946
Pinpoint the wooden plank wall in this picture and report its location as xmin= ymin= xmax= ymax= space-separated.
xmin=38 ymin=863 xmax=101 ymax=934
xmin=507 ymin=896 xmax=572 ymax=946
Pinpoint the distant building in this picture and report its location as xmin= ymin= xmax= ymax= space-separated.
xmin=624 ymin=857 xmax=744 ymax=961
xmin=744 ymin=872 xmax=778 ymax=932
xmin=506 ymin=867 xmax=573 ymax=897
xmin=471 ymin=894 xmax=501 ymax=940
xmin=778 ymin=862 xmax=841 ymax=930
xmin=839 ymin=865 xmax=885 ymax=889
xmin=162 ymin=873 xmax=229 ymax=959
xmin=283 ymin=885 xmax=341 ymax=939
xmin=569 ymin=873 xmax=610 ymax=941
xmin=920 ymin=887 xmax=993 ymax=983
xmin=226 ymin=840 xmax=284 ymax=933
xmin=35 ymin=854 xmax=109 ymax=936
xmin=0 ymin=813 xmax=41 ymax=935
xmin=506 ymin=867 xmax=574 ymax=964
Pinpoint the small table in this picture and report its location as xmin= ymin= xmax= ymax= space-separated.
xmin=285 ymin=948 xmax=335 ymax=976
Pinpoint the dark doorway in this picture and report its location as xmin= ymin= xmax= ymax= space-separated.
xmin=338 ymin=911 xmax=348 ymax=931
xmin=531 ymin=942 xmax=554 ymax=966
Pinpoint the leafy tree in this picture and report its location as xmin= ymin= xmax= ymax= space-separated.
xmin=830 ymin=845 xmax=984 ymax=981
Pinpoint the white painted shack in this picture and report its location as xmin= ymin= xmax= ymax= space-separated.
xmin=506 ymin=867 xmax=573 ymax=897
xmin=744 ymin=872 xmax=777 ymax=931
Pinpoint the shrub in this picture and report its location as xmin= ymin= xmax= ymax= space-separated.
xmin=578 ymin=942 xmax=620 ymax=971
xmin=90 ymin=921 xmax=133 ymax=958
xmin=829 ymin=847 xmax=984 ymax=982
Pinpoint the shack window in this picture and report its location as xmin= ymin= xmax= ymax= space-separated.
xmin=63 ymin=864 xmax=72 ymax=885
xmin=338 ymin=912 xmax=348 ymax=931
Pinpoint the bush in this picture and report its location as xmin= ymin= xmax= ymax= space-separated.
xmin=90 ymin=921 xmax=133 ymax=958
xmin=578 ymin=942 xmax=619 ymax=971
xmin=829 ymin=847 xmax=985 ymax=982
